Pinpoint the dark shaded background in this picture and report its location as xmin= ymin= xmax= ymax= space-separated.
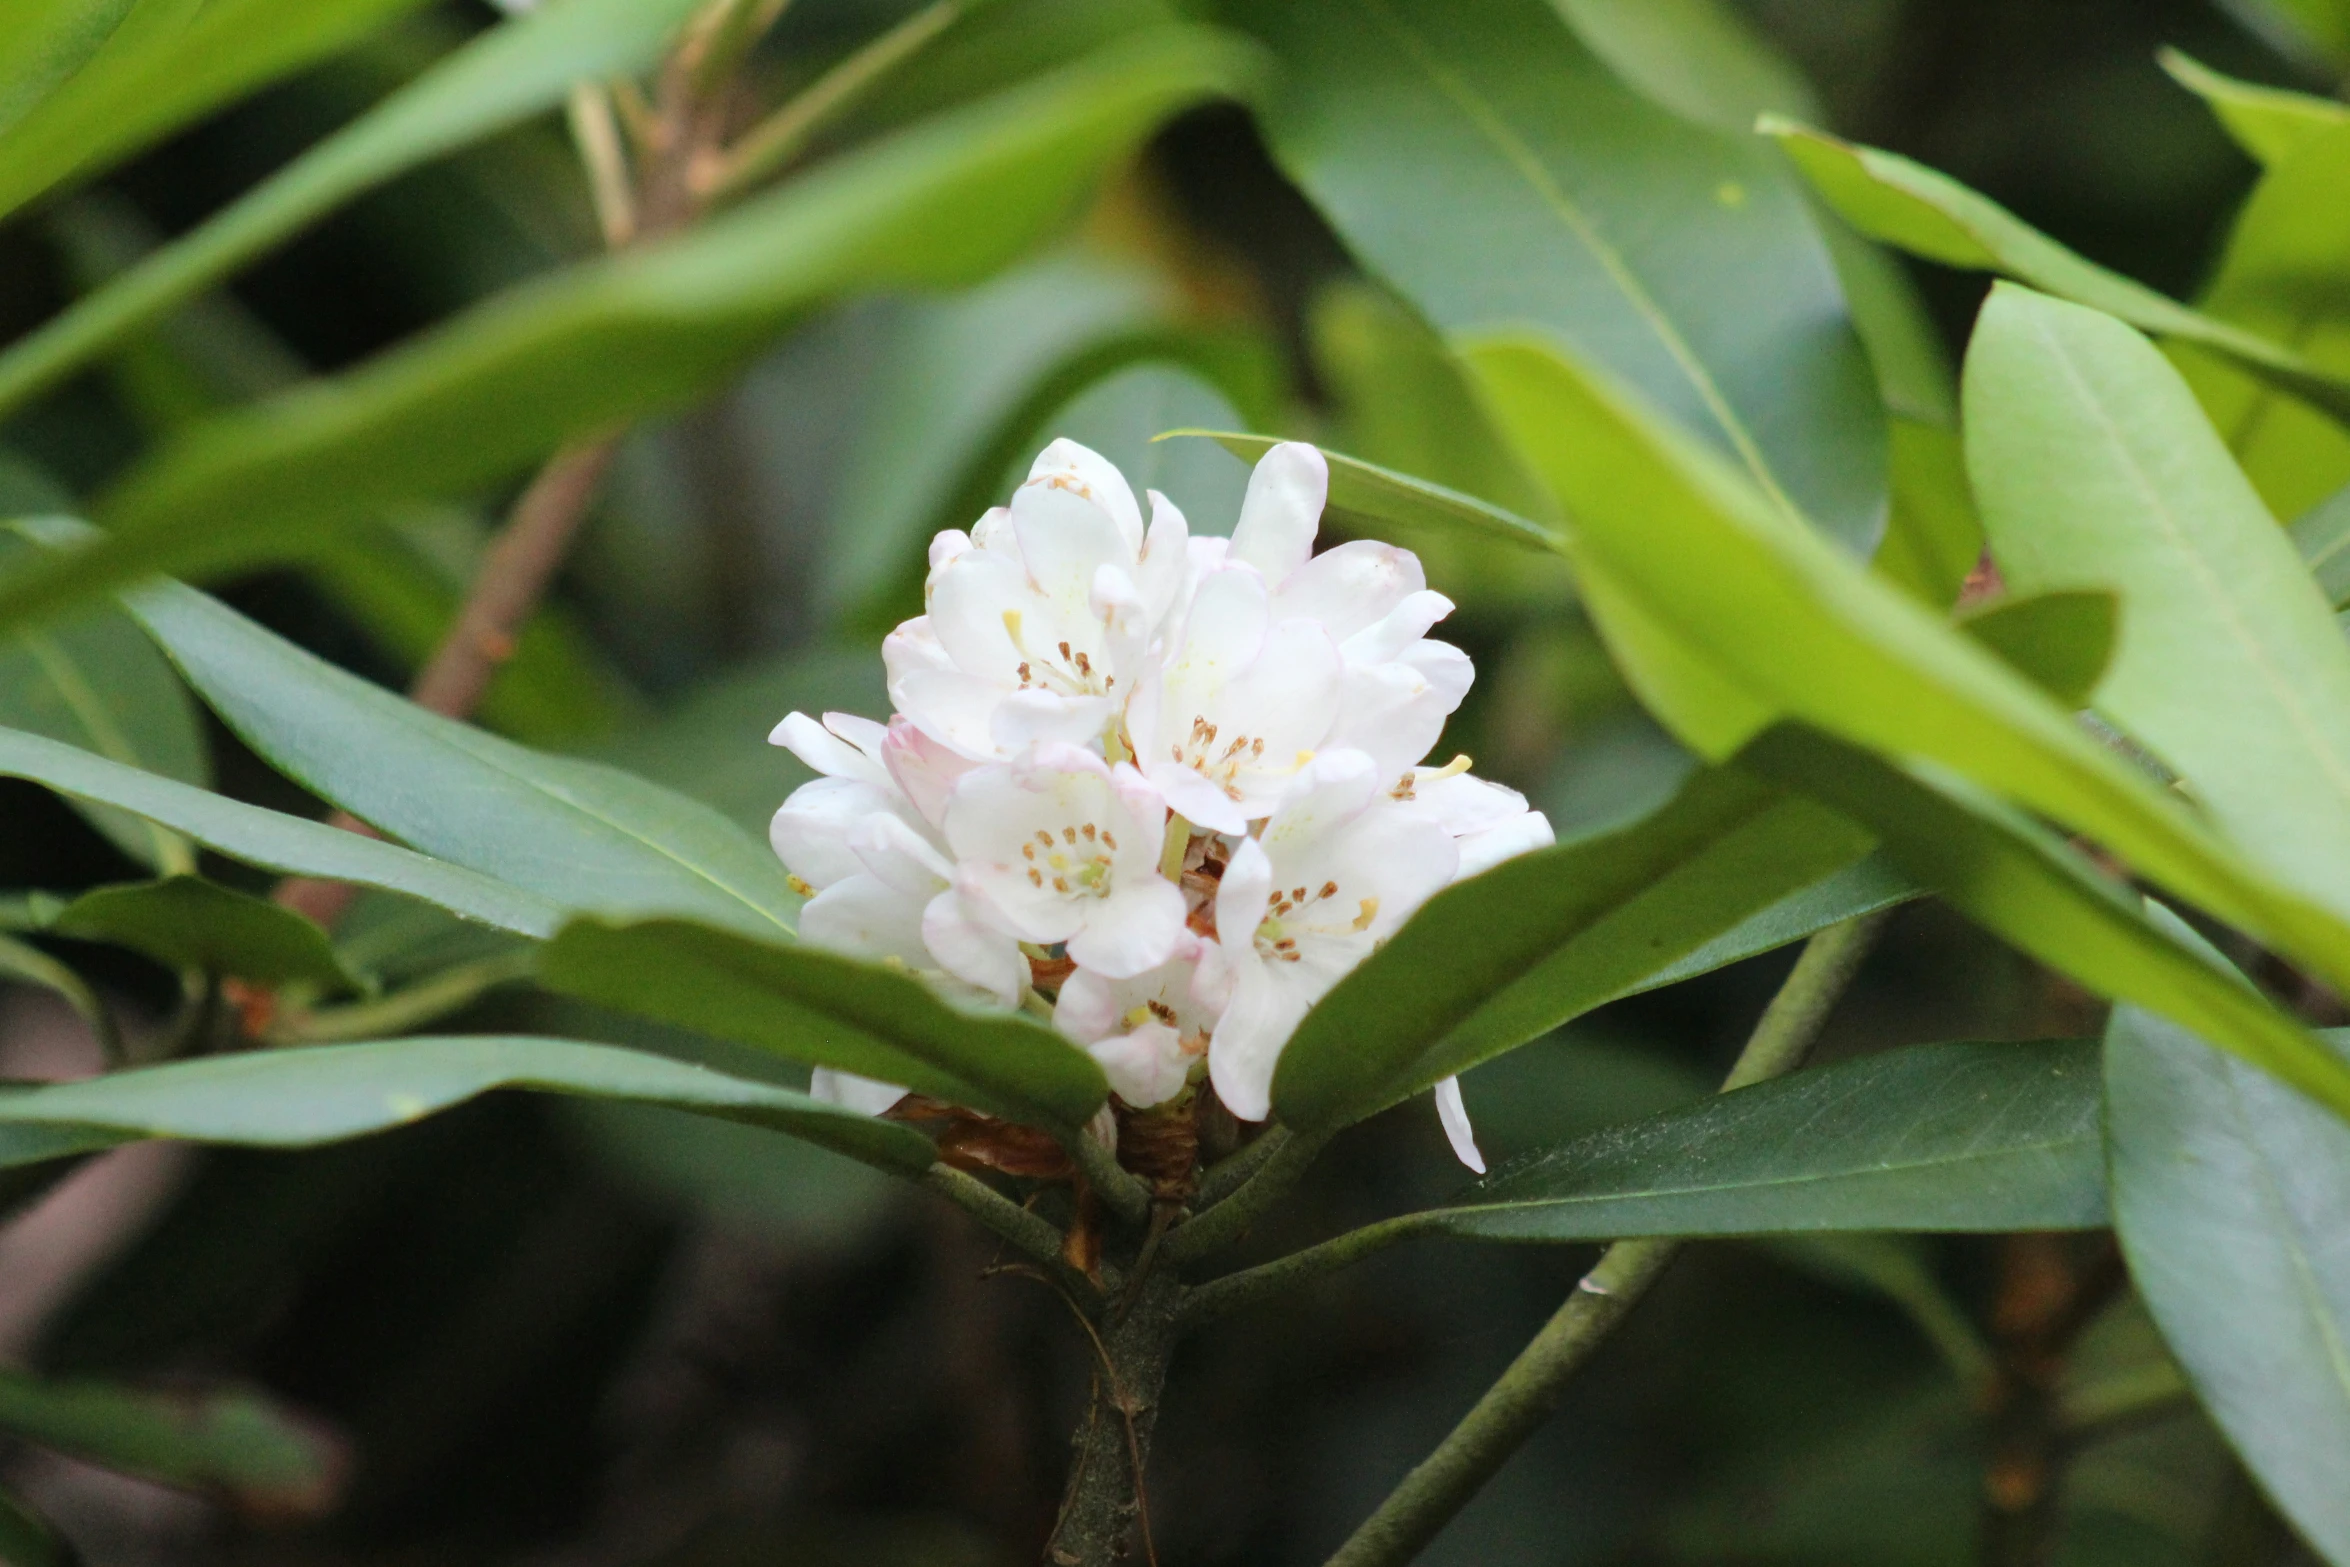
xmin=0 ymin=0 xmax=2331 ymax=1562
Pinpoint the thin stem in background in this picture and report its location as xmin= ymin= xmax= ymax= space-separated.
xmin=1320 ymin=910 xmax=1892 ymax=1567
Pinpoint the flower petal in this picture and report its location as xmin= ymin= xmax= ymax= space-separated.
xmin=1025 ymin=436 xmax=1144 ymax=556
xmin=1433 ymin=1075 xmax=1487 ymax=1174
xmin=1065 ymin=875 xmax=1187 ymax=979
xmin=921 ymin=887 xmax=1025 ymax=1005
xmin=1228 ymin=441 xmax=1327 ymax=583
xmin=811 ymin=1067 xmax=909 ymax=1117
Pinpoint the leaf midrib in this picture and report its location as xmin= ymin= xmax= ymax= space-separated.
xmin=1354 ymin=0 xmax=1799 ymax=524
xmin=1454 ymin=1124 xmax=2096 ymax=1218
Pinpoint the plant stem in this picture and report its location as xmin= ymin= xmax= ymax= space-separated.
xmin=700 ymin=0 xmax=966 ymax=204
xmin=1161 ymin=1129 xmax=1324 ymax=1265
xmin=921 ymin=1164 xmax=1090 ymax=1288
xmin=1069 ymin=1124 xmax=1153 ymax=1224
xmin=1044 ymin=1264 xmax=1183 ymax=1566
xmin=1195 ymin=1123 xmax=1289 ymax=1209
xmin=1320 ymin=911 xmax=1890 ymax=1567
xmin=267 ymin=950 xmax=538 ymax=1044
xmin=1179 ymin=1211 xmax=1444 ymax=1331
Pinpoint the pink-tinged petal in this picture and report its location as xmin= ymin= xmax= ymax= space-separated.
xmin=1456 ymin=809 xmax=1555 ymax=879
xmin=1052 ymin=965 xmax=1125 ymax=1045
xmin=1271 ymin=539 xmax=1425 ymax=640
xmin=1025 ymin=437 xmax=1144 ymax=555
xmin=811 ymin=1067 xmax=909 ymax=1117
xmin=883 ymin=616 xmax=951 ymax=680
xmin=1016 ymin=741 xmax=1113 ymax=785
xmin=1190 ymin=936 xmax=1236 ymax=1014
xmin=1228 ymin=442 xmax=1327 ymax=582
xmin=1403 ymin=638 xmax=1475 ymax=710
xmin=1338 ymin=589 xmax=1456 ymax=666
xmin=801 ymin=872 xmax=930 ymax=965
xmin=990 ymin=689 xmax=1115 ymax=754
xmin=1108 ymin=762 xmax=1170 ymax=849
xmin=921 ymin=888 xmax=1025 ymax=1005
xmin=882 ymin=716 xmax=976 ymax=828
xmin=1066 ymin=876 xmax=1187 ymax=979
xmin=768 ymin=712 xmax=890 ymax=788
xmin=1433 ymin=1076 xmax=1486 ymax=1174
xmin=823 ymin=712 xmax=891 ymax=761
xmin=1206 ymin=963 xmax=1308 ymax=1122
xmin=1088 ymin=1022 xmax=1192 ymax=1108
xmin=770 ymin=776 xmax=896 ymax=887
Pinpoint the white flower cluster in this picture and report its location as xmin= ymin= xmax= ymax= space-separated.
xmin=768 ymin=440 xmax=1552 ymax=1170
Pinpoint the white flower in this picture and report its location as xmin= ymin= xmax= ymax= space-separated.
xmin=1053 ymin=932 xmax=1221 ymax=1108
xmin=769 ymin=711 xmax=1022 ymax=1006
xmin=1205 ymin=750 xmax=1459 ymax=1120
xmin=767 ymin=438 xmax=1551 ymax=1168
xmin=887 ymin=440 xmax=1190 ymax=761
xmin=943 ymin=743 xmax=1187 ymax=978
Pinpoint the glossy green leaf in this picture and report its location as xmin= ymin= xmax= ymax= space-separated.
xmin=1967 ymin=286 xmax=2350 ymax=912
xmin=1220 ymin=0 xmax=1886 ymax=551
xmin=0 ymin=28 xmax=1257 ymax=632
xmin=1548 ymin=0 xmax=1816 ymax=132
xmin=0 ymin=1367 xmax=340 ymax=1512
xmin=0 ymin=0 xmax=707 ymax=423
xmin=2293 ymin=479 xmax=2350 ymax=609
xmin=1874 ymin=419 xmax=1983 ymax=608
xmin=1762 ymin=118 xmax=2350 ymax=426
xmin=124 ymin=577 xmax=800 ymax=941
xmin=2225 ymin=0 xmax=2350 ymax=69
xmin=0 ymin=0 xmax=430 ymax=224
xmin=1435 ymin=1039 xmax=2104 ymax=1240
xmin=0 ymin=724 xmax=560 ymax=937
xmin=1739 ymin=724 xmax=2350 ymax=1122
xmin=1167 ymin=431 xmax=1558 ymax=557
xmin=1464 ymin=332 xmax=2350 ymax=1117
xmin=1271 ymin=767 xmax=1877 ymax=1135
xmin=51 ymin=876 xmax=357 ymax=991
xmin=2107 ymin=990 xmax=2350 ymax=1560
xmin=1954 ymin=590 xmax=2117 ymax=708
xmin=0 ymin=1034 xmax=937 ymax=1174
xmin=0 ymin=0 xmax=137 ymax=135
xmin=2167 ymin=121 xmax=2350 ymax=520
xmin=2158 ymin=49 xmax=2350 ymax=167
xmin=1624 ymin=850 xmax=1915 ymax=997
xmin=537 ymin=917 xmax=1108 ymax=1133
xmin=0 ymin=525 xmax=205 ymax=871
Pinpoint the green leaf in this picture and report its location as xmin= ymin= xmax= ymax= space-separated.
xmin=1462 ymin=332 xmax=2350 ymax=1117
xmin=1739 ymin=724 xmax=2350 ymax=1123
xmin=0 ymin=1034 xmax=937 ymax=1174
xmin=0 ymin=723 xmax=561 ymax=938
xmin=1874 ymin=419 xmax=1983 ymax=609
xmin=0 ymin=0 xmax=689 ymax=423
xmin=1966 ymin=285 xmax=2350 ymax=913
xmin=1623 ymin=849 xmax=1916 ymax=997
xmin=1547 ymin=0 xmax=1818 ymax=133
xmin=2166 ymin=120 xmax=2350 ymax=520
xmin=1954 ymin=589 xmax=2117 ymax=709
xmin=2292 ymin=480 xmax=2350 ymax=609
xmin=2106 ymin=987 xmax=2350 ymax=1559
xmin=51 ymin=876 xmax=358 ymax=991
xmin=2157 ymin=49 xmax=2350 ymax=167
xmin=1270 ymin=767 xmax=1877 ymax=1135
xmin=0 ymin=27 xmax=1258 ymax=632
xmin=0 ymin=0 xmax=431 ymax=225
xmin=1761 ymin=118 xmax=2350 ymax=426
xmin=1437 ymin=1039 xmax=2105 ymax=1239
xmin=0 ymin=1366 xmax=339 ymax=1513
xmin=536 ymin=917 xmax=1108 ymax=1133
xmin=1162 ymin=431 xmax=1560 ymax=554
xmin=123 ymin=576 xmax=801 ymax=941
xmin=0 ymin=523 xmax=205 ymax=871
xmin=1219 ymin=0 xmax=1887 ymax=551
xmin=0 ymin=930 xmax=116 ymax=1060
xmin=2225 ymin=0 xmax=2350 ymax=70
xmin=0 ymin=1487 xmax=66 ymax=1567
